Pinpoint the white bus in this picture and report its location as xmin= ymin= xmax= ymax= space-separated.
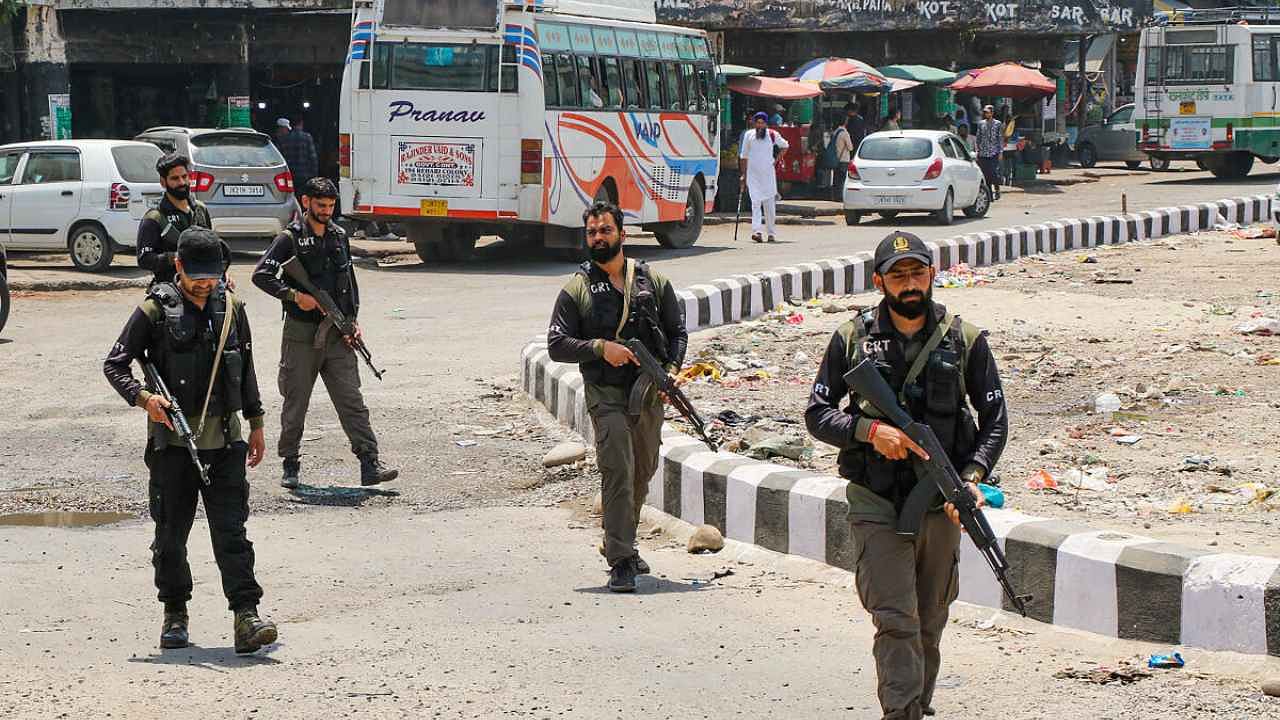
xmin=1136 ymin=8 xmax=1280 ymax=179
xmin=338 ymin=0 xmax=721 ymax=261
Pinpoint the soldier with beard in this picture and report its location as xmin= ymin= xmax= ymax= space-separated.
xmin=804 ymin=231 xmax=1008 ymax=720
xmin=546 ymin=200 xmax=688 ymax=593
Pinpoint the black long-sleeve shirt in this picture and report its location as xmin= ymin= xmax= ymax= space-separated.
xmin=805 ymin=302 xmax=1008 ymax=481
xmin=547 ymin=261 xmax=687 ymax=379
xmin=135 ymin=196 xmax=228 ymax=284
xmin=103 ymin=292 xmax=264 ymax=449
xmin=252 ymin=221 xmax=361 ymax=324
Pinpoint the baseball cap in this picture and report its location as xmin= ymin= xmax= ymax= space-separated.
xmin=177 ymin=228 xmax=225 ymax=280
xmin=276 ymin=117 xmax=292 ymax=129
xmin=873 ymin=231 xmax=932 ymax=275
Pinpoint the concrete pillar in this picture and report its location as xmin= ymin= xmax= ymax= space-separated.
xmin=20 ymin=6 xmax=70 ymax=141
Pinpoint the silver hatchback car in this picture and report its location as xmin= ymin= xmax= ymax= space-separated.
xmin=133 ymin=127 xmax=300 ymax=243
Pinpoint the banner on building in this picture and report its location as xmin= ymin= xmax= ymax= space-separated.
xmin=48 ymin=94 xmax=72 ymax=140
xmin=656 ymin=0 xmax=1154 ymax=33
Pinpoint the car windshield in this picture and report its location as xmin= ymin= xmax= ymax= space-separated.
xmin=111 ymin=145 xmax=163 ymax=182
xmin=190 ymin=134 xmax=284 ymax=168
xmin=858 ymin=137 xmax=934 ymax=161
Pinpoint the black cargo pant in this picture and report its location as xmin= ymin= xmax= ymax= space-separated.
xmin=146 ymin=441 xmax=263 ymax=612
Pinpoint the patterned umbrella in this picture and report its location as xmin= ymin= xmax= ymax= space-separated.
xmin=792 ymin=57 xmax=887 ymax=85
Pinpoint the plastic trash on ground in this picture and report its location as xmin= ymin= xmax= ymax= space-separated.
xmin=1148 ymin=652 xmax=1185 ymax=669
xmin=978 ymin=483 xmax=1005 ymax=508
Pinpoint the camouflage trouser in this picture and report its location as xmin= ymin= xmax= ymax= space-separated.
xmin=851 ymin=511 xmax=961 ymax=720
xmin=586 ymin=382 xmax=663 ymax=566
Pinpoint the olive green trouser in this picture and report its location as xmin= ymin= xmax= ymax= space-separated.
xmin=851 ymin=511 xmax=961 ymax=720
xmin=586 ymin=382 xmax=663 ymax=566
xmin=277 ymin=317 xmax=378 ymax=460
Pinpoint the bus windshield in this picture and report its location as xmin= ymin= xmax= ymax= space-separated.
xmin=381 ymin=0 xmax=500 ymax=29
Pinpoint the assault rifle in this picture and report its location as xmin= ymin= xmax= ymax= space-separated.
xmin=280 ymin=257 xmax=385 ymax=380
xmin=843 ymin=358 xmax=1030 ymax=617
xmin=142 ymin=361 xmax=210 ymax=486
xmin=624 ymin=339 xmax=717 ymax=452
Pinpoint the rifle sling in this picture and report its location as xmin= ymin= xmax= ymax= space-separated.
xmin=195 ymin=293 xmax=235 ymax=438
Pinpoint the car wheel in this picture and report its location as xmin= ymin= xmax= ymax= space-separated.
xmin=655 ymin=182 xmax=704 ymax=249
xmin=844 ymin=210 xmax=862 ymax=226
xmin=0 ymin=271 xmax=9 ymax=336
xmin=69 ymin=223 xmax=115 ymax=273
xmin=963 ymin=182 xmax=991 ymax=219
xmin=1078 ymin=143 xmax=1098 ymax=169
xmin=877 ymin=211 xmax=899 ymax=220
xmin=1150 ymin=156 xmax=1171 ymax=171
xmin=933 ymin=189 xmax=954 ymax=226
xmin=1125 ymin=160 xmax=1143 ymax=170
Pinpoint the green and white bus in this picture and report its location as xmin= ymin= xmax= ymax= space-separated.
xmin=1137 ymin=8 xmax=1280 ymax=178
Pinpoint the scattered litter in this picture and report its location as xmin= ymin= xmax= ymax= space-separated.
xmin=1147 ymin=652 xmax=1185 ymax=669
xmin=685 ymin=567 xmax=735 ymax=586
xmin=1078 ymin=254 xmax=1099 ymax=264
xmin=1094 ymin=392 xmax=1122 ymax=415
xmin=715 ymin=410 xmax=759 ymax=427
xmin=454 ymin=440 xmax=479 ymax=448
xmin=1055 ymin=663 xmax=1153 ymax=685
xmin=785 ymin=312 xmax=805 ymax=325
xmin=978 ymin=483 xmax=1005 ymax=508
xmin=934 ymin=263 xmax=994 ymax=288
xmin=1169 ymin=499 xmax=1195 ymax=514
xmin=744 ymin=435 xmax=812 ymax=462
xmin=1235 ymin=317 xmax=1280 ymax=336
xmin=1064 ymin=467 xmax=1112 ymax=492
xmin=1114 ymin=435 xmax=1142 ymax=446
xmin=792 ymin=351 xmax=811 ymax=367
xmin=1230 ymin=225 xmax=1277 ymax=240
xmin=678 ymin=362 xmax=724 ymax=383
xmin=1026 ymin=469 xmax=1059 ymax=491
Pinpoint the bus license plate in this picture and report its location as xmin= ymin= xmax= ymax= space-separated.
xmin=876 ymin=195 xmax=906 ymax=206
xmin=420 ymin=199 xmax=448 ymax=217
xmin=224 ymin=185 xmax=265 ymax=197
xmin=1179 ymin=101 xmax=1197 ymax=115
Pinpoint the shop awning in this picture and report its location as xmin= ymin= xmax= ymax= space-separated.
xmin=727 ymin=75 xmax=824 ymax=100
xmin=877 ymin=64 xmax=956 ymax=84
xmin=718 ymin=64 xmax=763 ymax=79
xmin=1063 ymin=34 xmax=1115 ymax=73
xmin=950 ymin=62 xmax=1056 ymax=98
xmin=888 ymin=78 xmax=923 ymax=93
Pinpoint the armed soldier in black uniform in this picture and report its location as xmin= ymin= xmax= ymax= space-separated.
xmin=546 ymin=200 xmax=688 ymax=593
xmin=136 ymin=153 xmax=230 ymax=286
xmin=805 ymin=232 xmax=1009 ymax=720
xmin=251 ymin=177 xmax=397 ymax=489
xmin=104 ymin=227 xmax=277 ymax=655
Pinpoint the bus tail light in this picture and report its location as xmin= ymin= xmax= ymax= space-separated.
xmin=190 ymin=171 xmax=215 ymax=193
xmin=109 ymin=182 xmax=130 ymax=211
xmin=521 ymin=139 xmax=542 ymax=184
xmin=274 ymin=171 xmax=295 ymax=194
xmin=339 ymin=133 xmax=351 ymax=178
xmin=1226 ymin=123 xmax=1234 ymax=144
xmin=1141 ymin=123 xmax=1149 ymax=143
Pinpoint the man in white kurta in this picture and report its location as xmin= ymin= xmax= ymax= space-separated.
xmin=738 ymin=112 xmax=789 ymax=243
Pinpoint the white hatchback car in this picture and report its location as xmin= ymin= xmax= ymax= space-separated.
xmin=844 ymin=130 xmax=990 ymax=226
xmin=0 ymin=139 xmax=164 ymax=272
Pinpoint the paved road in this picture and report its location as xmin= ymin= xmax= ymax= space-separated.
xmin=2 ymin=504 xmax=1278 ymax=719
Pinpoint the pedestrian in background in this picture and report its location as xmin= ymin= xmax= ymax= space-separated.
xmin=975 ymin=105 xmax=1004 ymax=199
xmin=738 ymin=111 xmax=789 ymax=243
xmin=275 ymin=117 xmax=318 ymax=205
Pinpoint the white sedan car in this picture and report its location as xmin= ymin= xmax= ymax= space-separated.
xmin=843 ymin=130 xmax=990 ymax=226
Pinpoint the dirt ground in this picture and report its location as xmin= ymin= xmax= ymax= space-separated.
xmin=677 ymin=228 xmax=1280 ymax=556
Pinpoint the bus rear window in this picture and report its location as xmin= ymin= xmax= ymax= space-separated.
xmin=369 ymin=43 xmax=514 ymax=92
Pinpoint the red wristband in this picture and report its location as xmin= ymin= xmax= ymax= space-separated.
xmin=868 ymin=420 xmax=881 ymax=442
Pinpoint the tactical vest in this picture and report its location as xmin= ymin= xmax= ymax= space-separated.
xmin=144 ymin=200 xmax=212 ymax=253
xmin=838 ymin=304 xmax=981 ymax=509
xmin=572 ymin=260 xmax=667 ymax=387
xmin=145 ymin=282 xmax=244 ymax=422
xmin=280 ymin=222 xmax=356 ymax=323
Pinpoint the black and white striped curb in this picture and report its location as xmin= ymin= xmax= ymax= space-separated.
xmin=521 ymin=194 xmax=1280 ymax=656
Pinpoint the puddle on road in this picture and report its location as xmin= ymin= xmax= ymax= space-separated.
xmin=0 ymin=511 xmax=133 ymax=528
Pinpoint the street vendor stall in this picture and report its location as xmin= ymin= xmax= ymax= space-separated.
xmin=721 ymin=75 xmax=823 ymax=204
xmin=950 ymin=62 xmax=1059 ymax=180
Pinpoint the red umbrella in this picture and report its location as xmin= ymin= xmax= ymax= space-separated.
xmin=950 ymin=62 xmax=1055 ymax=98
xmin=727 ymin=76 xmax=824 ymax=100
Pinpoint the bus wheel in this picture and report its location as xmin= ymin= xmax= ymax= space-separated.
xmin=655 ymin=183 xmax=705 ymax=249
xmin=1210 ymin=152 xmax=1253 ymax=179
xmin=409 ymin=223 xmax=445 ymax=263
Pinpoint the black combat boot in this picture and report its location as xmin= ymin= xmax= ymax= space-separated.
xmin=233 ymin=607 xmax=278 ymax=655
xmin=159 ymin=605 xmax=189 ymax=649
xmin=359 ymin=454 xmax=399 ymax=486
xmin=608 ymin=558 xmax=637 ymax=593
xmin=280 ymin=457 xmax=300 ymax=490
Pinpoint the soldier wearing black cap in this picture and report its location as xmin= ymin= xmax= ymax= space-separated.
xmin=804 ymin=231 xmax=1008 ymax=720
xmin=136 ymin=152 xmax=230 ymax=287
xmin=104 ymin=227 xmax=277 ymax=655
